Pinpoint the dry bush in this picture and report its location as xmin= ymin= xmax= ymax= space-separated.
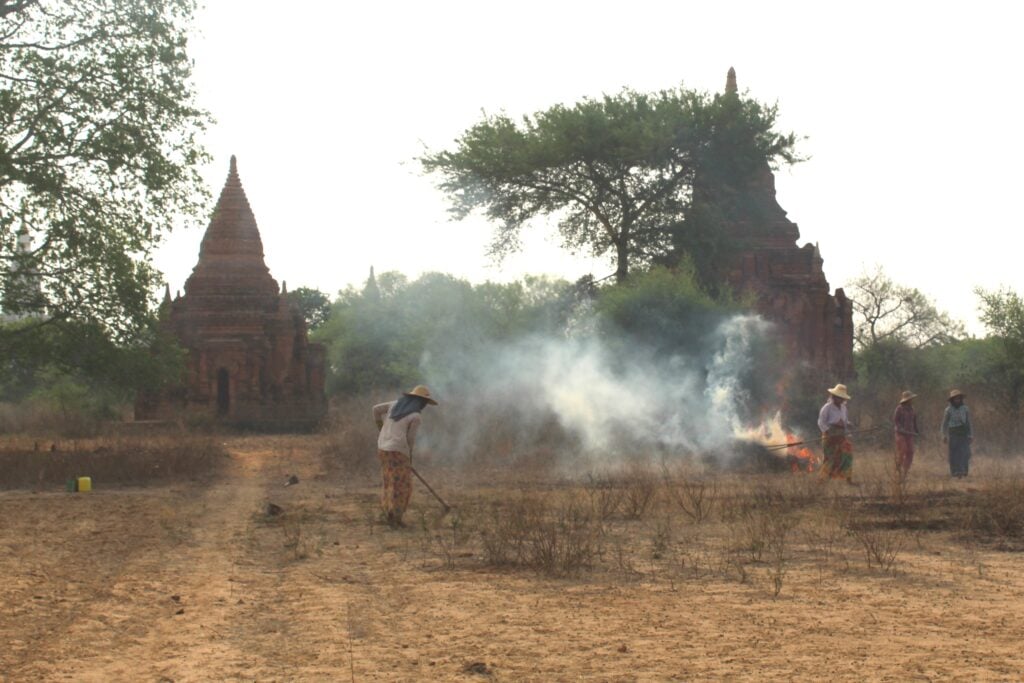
xmin=848 ymin=524 xmax=905 ymax=572
xmin=280 ymin=513 xmax=326 ymax=561
xmin=888 ymin=456 xmax=911 ymax=508
xmin=761 ymin=507 xmax=796 ymax=597
xmin=958 ymin=478 xmax=1024 ymax=543
xmin=583 ymin=472 xmax=623 ymax=521
xmin=668 ymin=529 xmax=730 ymax=583
xmin=620 ymin=463 xmax=657 ymax=520
xmin=663 ymin=469 xmax=718 ymax=523
xmin=255 ymin=503 xmax=328 ymax=561
xmin=478 ymin=499 xmax=531 ymax=567
xmin=648 ymin=514 xmax=674 ymax=560
xmin=773 ymin=473 xmax=827 ymax=510
xmin=610 ymin=535 xmax=641 ymax=579
xmin=319 ymin=394 xmax=380 ymax=478
xmin=802 ymin=495 xmax=853 ymax=572
xmin=478 ymin=494 xmax=605 ymax=576
xmin=726 ymin=487 xmax=795 ymax=573
xmin=418 ymin=508 xmax=474 ymax=569
xmin=0 ymin=432 xmax=229 ymax=488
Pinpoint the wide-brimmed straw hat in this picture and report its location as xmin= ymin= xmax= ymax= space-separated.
xmin=404 ymin=384 xmax=438 ymax=405
xmin=827 ymin=383 xmax=851 ymax=400
xmin=948 ymin=389 xmax=965 ymax=401
xmin=900 ymin=390 xmax=918 ymax=404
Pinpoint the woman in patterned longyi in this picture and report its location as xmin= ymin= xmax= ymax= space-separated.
xmin=893 ymin=390 xmax=920 ymax=480
xmin=818 ymin=383 xmax=855 ymax=483
xmin=372 ymin=385 xmax=438 ymax=527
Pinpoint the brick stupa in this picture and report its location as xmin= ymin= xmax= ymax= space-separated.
xmin=135 ymin=156 xmax=326 ymax=429
xmin=704 ymin=69 xmax=854 ymax=382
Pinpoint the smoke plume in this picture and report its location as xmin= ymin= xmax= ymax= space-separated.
xmin=418 ymin=309 xmax=781 ymax=465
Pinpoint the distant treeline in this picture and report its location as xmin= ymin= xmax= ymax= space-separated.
xmin=313 ymin=263 xmax=743 ymax=396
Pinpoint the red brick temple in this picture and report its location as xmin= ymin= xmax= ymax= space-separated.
xmin=135 ymin=157 xmax=327 ymax=429
xmin=715 ymin=69 xmax=854 ymax=382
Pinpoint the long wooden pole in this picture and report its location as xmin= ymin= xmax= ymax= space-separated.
xmin=410 ymin=465 xmax=452 ymax=513
xmin=762 ymin=425 xmax=888 ymax=451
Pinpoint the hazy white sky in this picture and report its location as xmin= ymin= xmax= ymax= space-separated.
xmin=154 ymin=1 xmax=1023 ymax=332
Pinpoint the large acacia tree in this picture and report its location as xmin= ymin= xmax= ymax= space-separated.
xmin=422 ymin=83 xmax=797 ymax=282
xmin=0 ymin=0 xmax=209 ymax=343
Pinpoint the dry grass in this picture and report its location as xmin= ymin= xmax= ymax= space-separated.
xmin=396 ymin=446 xmax=1024 ymax=599
xmin=6 ymin=433 xmax=1024 ymax=680
xmin=0 ymin=431 xmax=229 ymax=489
xmin=0 ymin=400 xmax=128 ymax=438
xmin=310 ymin=406 xmax=1024 ymax=593
xmin=957 ymin=477 xmax=1024 ymax=546
xmin=318 ymin=393 xmax=384 ymax=479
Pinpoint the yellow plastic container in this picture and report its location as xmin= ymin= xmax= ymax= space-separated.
xmin=76 ymin=476 xmax=92 ymax=492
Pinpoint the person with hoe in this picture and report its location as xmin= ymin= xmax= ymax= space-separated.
xmin=893 ymin=390 xmax=920 ymax=480
xmin=372 ymin=385 xmax=438 ymax=527
xmin=941 ymin=389 xmax=973 ymax=478
xmin=818 ymin=383 xmax=855 ymax=483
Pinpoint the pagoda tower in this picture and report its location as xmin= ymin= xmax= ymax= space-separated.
xmin=136 ymin=157 xmax=326 ymax=429
xmin=721 ymin=68 xmax=853 ymax=382
xmin=675 ymin=68 xmax=854 ymax=385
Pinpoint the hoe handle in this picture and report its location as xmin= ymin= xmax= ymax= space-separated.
xmin=410 ymin=465 xmax=451 ymax=513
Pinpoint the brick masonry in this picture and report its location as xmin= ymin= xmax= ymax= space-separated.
xmin=135 ymin=157 xmax=327 ymax=429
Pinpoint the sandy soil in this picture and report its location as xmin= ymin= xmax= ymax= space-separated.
xmin=2 ymin=435 xmax=1024 ymax=682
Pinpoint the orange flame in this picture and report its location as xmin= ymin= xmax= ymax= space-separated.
xmin=785 ymin=433 xmax=818 ymax=473
xmin=736 ymin=415 xmax=819 ymax=474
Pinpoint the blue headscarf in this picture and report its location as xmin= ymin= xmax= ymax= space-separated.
xmin=389 ymin=394 xmax=428 ymax=422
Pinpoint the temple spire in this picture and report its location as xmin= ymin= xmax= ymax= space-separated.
xmin=725 ymin=67 xmax=737 ymax=94
xmin=182 ymin=155 xmax=278 ymax=298
xmin=163 ymin=283 xmax=171 ymax=305
xmin=364 ymin=265 xmax=380 ymax=301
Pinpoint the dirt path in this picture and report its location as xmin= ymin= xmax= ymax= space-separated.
xmin=1 ymin=435 xmax=351 ymax=681
xmin=3 ymin=436 xmax=1024 ymax=681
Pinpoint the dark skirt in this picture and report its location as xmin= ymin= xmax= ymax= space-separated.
xmin=948 ymin=432 xmax=971 ymax=477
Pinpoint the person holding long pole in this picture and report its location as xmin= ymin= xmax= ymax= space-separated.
xmin=893 ymin=390 xmax=920 ymax=481
xmin=818 ymin=383 xmax=855 ymax=484
xmin=372 ymin=385 xmax=438 ymax=527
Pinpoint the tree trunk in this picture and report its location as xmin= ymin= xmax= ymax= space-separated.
xmin=614 ymin=240 xmax=629 ymax=283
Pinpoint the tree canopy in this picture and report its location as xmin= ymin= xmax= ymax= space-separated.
xmin=976 ymin=286 xmax=1024 ymax=418
xmin=315 ymin=271 xmax=578 ymax=395
xmin=0 ymin=0 xmax=208 ymax=345
xmin=287 ymin=286 xmax=332 ymax=331
xmin=421 ymin=83 xmax=797 ymax=282
xmin=848 ymin=267 xmax=965 ymax=350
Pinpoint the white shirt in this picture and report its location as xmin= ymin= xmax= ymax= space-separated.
xmin=373 ymin=401 xmax=421 ymax=456
xmin=818 ymin=400 xmax=851 ymax=434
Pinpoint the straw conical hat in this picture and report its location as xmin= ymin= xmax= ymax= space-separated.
xmin=404 ymin=385 xmax=438 ymax=405
xmin=827 ymin=383 xmax=851 ymax=400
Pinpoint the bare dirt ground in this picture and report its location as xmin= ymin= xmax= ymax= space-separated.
xmin=2 ymin=435 xmax=1024 ymax=682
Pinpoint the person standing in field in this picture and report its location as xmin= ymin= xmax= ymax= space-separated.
xmin=818 ymin=383 xmax=855 ymax=483
xmin=372 ymin=385 xmax=438 ymax=527
xmin=893 ymin=390 xmax=920 ymax=480
xmin=941 ymin=389 xmax=972 ymax=478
